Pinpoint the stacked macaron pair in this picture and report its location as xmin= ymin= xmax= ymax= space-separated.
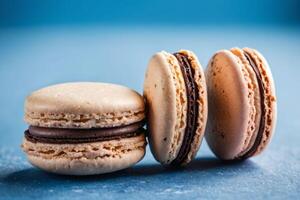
xmin=22 ymin=47 xmax=277 ymax=175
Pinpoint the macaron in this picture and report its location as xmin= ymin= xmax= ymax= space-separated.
xmin=22 ymin=82 xmax=146 ymax=175
xmin=205 ymin=47 xmax=277 ymax=160
xmin=143 ymin=50 xmax=208 ymax=166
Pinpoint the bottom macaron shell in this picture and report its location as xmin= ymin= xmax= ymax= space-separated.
xmin=22 ymin=134 xmax=146 ymax=175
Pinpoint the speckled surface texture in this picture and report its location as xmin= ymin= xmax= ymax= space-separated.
xmin=0 ymin=26 xmax=299 ymax=199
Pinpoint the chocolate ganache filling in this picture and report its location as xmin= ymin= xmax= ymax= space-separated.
xmin=171 ymin=53 xmax=199 ymax=165
xmin=25 ymin=120 xmax=145 ymax=144
xmin=241 ymin=52 xmax=266 ymax=159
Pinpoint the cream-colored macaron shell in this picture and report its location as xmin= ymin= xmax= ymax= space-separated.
xmin=205 ymin=48 xmax=277 ymax=160
xmin=242 ymin=48 xmax=277 ymax=156
xmin=144 ymin=50 xmax=207 ymax=165
xmin=22 ymin=133 xmax=146 ymax=175
xmin=25 ymin=82 xmax=145 ymax=128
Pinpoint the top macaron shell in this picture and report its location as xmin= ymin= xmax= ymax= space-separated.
xmin=144 ymin=50 xmax=207 ymax=165
xmin=25 ymin=82 xmax=145 ymax=128
xmin=205 ymin=48 xmax=277 ymax=160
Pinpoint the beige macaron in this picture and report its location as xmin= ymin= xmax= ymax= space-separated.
xmin=22 ymin=82 xmax=147 ymax=175
xmin=144 ymin=50 xmax=208 ymax=166
xmin=205 ymin=47 xmax=277 ymax=160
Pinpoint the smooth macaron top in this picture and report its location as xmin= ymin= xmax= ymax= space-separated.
xmin=205 ymin=47 xmax=277 ymax=160
xmin=144 ymin=50 xmax=207 ymax=165
xmin=25 ymin=82 xmax=145 ymax=128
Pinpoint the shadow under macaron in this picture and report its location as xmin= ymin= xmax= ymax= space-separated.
xmin=0 ymin=157 xmax=262 ymax=199
xmin=2 ymin=156 xmax=260 ymax=186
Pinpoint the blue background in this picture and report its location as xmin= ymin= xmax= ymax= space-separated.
xmin=0 ymin=0 xmax=300 ymax=199
xmin=1 ymin=0 xmax=300 ymax=26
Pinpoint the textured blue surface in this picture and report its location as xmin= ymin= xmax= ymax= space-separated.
xmin=0 ymin=26 xmax=300 ymax=199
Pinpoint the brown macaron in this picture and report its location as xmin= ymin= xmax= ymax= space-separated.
xmin=205 ymin=47 xmax=277 ymax=160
